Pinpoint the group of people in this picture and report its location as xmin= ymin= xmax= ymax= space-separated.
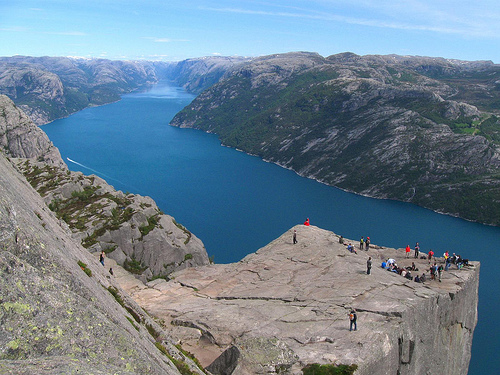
xmin=359 ymin=236 xmax=370 ymax=250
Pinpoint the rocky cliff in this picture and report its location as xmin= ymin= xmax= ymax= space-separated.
xmin=116 ymin=225 xmax=479 ymax=375
xmin=0 ymin=149 xmax=209 ymax=374
xmin=170 ymin=52 xmax=500 ymax=226
xmin=1 ymin=94 xmax=209 ymax=279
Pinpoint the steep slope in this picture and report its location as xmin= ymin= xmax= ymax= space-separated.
xmin=171 ymin=52 xmax=500 ymax=225
xmin=1 ymin=94 xmax=209 ymax=279
xmin=0 ymin=151 xmax=209 ymax=374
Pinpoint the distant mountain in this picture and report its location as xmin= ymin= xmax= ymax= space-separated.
xmin=0 ymin=56 xmax=175 ymax=124
xmin=171 ymin=52 xmax=500 ymax=226
xmin=0 ymin=55 xmax=250 ymax=125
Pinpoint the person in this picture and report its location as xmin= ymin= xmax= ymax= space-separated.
xmin=414 ymin=274 xmax=421 ymax=283
xmin=339 ymin=235 xmax=344 ymax=244
xmin=430 ymin=263 xmax=437 ymax=280
xmin=109 ymin=267 xmax=114 ymax=276
xmin=428 ymin=249 xmax=434 ymax=263
xmin=293 ymin=230 xmax=297 ymax=244
xmin=445 ymin=256 xmax=451 ymax=271
xmin=349 ymin=309 xmax=357 ymax=331
xmin=304 ymin=218 xmax=310 ymax=226
xmin=365 ymin=237 xmax=370 ymax=250
xmin=444 ymin=251 xmax=449 ymax=262
xmin=99 ymin=251 xmax=105 ymax=266
xmin=367 ymin=257 xmax=372 ymax=275
xmin=405 ymin=245 xmax=411 ymax=258
xmin=414 ymin=242 xmax=420 ymax=259
xmin=347 ymin=243 xmax=357 ymax=254
xmin=438 ymin=265 xmax=443 ymax=282
xmin=359 ymin=237 xmax=364 ymax=250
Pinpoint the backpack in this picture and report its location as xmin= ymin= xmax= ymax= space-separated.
xmin=349 ymin=313 xmax=354 ymax=320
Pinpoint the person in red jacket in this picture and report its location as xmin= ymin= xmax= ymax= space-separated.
xmin=304 ymin=218 xmax=310 ymax=226
xmin=405 ymin=245 xmax=411 ymax=258
xmin=428 ymin=249 xmax=434 ymax=263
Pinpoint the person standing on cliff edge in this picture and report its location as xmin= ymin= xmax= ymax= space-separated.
xmin=293 ymin=230 xmax=297 ymax=244
xmin=349 ymin=309 xmax=357 ymax=331
xmin=367 ymin=257 xmax=372 ymax=274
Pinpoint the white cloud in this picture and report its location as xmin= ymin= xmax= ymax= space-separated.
xmin=201 ymin=2 xmax=499 ymax=39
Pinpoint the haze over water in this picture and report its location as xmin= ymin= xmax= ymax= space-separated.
xmin=42 ymin=82 xmax=500 ymax=374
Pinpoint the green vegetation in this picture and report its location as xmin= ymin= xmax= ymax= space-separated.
xmin=154 ymin=342 xmax=201 ymax=375
xmin=77 ymin=261 xmax=92 ymax=277
xmin=107 ymin=286 xmax=124 ymax=307
xmin=139 ymin=214 xmax=160 ymax=237
xmin=173 ymin=219 xmax=192 ymax=244
xmin=123 ymin=257 xmax=147 ymax=275
xmin=175 ymin=344 xmax=205 ymax=373
xmin=302 ymin=363 xmax=358 ymax=375
xmin=126 ymin=316 xmax=140 ymax=331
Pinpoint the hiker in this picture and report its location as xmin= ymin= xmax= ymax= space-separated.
xmin=414 ymin=242 xmax=420 ymax=259
xmin=304 ymin=218 xmax=310 ymax=226
xmin=427 ymin=249 xmax=434 ymax=263
xmin=359 ymin=236 xmax=364 ymax=250
xmin=349 ymin=309 xmax=357 ymax=331
xmin=367 ymin=257 xmax=372 ymax=275
xmin=339 ymin=235 xmax=344 ymax=244
xmin=365 ymin=237 xmax=370 ymax=250
xmin=405 ymin=245 xmax=411 ymax=258
xmin=109 ymin=267 xmax=114 ymax=276
xmin=100 ymin=251 xmax=105 ymax=266
xmin=293 ymin=230 xmax=297 ymax=244
xmin=430 ymin=263 xmax=437 ymax=280
xmin=438 ymin=265 xmax=443 ymax=282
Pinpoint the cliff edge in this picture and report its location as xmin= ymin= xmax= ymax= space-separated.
xmin=117 ymin=224 xmax=479 ymax=375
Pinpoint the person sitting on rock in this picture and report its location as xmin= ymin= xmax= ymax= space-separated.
xmin=347 ymin=243 xmax=357 ymax=254
xmin=304 ymin=218 xmax=310 ymax=226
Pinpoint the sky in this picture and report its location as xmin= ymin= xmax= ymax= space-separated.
xmin=1 ymin=0 xmax=499 ymax=63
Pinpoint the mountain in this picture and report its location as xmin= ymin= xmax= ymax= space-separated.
xmin=0 ymin=55 xmax=249 ymax=125
xmin=170 ymin=52 xmax=500 ymax=226
xmin=0 ymin=56 xmax=174 ymax=124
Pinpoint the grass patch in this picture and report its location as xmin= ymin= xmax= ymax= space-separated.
xmin=77 ymin=261 xmax=92 ymax=277
xmin=155 ymin=343 xmax=200 ymax=375
xmin=107 ymin=286 xmax=124 ymax=307
xmin=126 ymin=316 xmax=140 ymax=331
xmin=123 ymin=257 xmax=147 ymax=275
xmin=302 ymin=364 xmax=358 ymax=375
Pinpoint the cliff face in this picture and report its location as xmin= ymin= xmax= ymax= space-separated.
xmin=170 ymin=52 xmax=500 ymax=226
xmin=0 ymin=95 xmax=65 ymax=168
xmin=0 ymin=151 xmax=208 ymax=374
xmin=0 ymin=94 xmax=209 ymax=279
xmin=117 ymin=225 xmax=479 ymax=375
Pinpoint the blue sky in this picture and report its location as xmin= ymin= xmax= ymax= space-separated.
xmin=1 ymin=0 xmax=499 ymax=62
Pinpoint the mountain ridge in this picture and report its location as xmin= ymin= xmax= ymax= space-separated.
xmin=170 ymin=52 xmax=500 ymax=226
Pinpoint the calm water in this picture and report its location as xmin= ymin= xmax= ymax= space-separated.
xmin=42 ymin=83 xmax=499 ymax=374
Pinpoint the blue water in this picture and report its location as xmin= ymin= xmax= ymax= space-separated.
xmin=42 ymin=82 xmax=499 ymax=374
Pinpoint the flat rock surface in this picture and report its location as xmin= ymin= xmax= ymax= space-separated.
xmin=117 ymin=224 xmax=478 ymax=373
